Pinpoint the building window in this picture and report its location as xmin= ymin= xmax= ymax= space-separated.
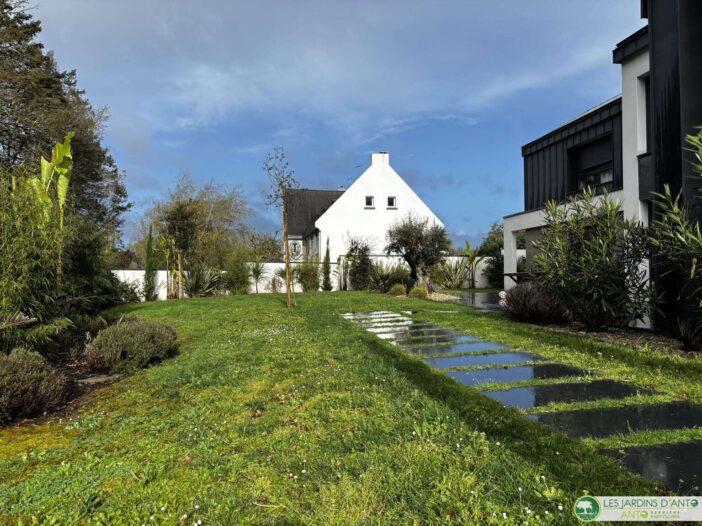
xmin=387 ymin=196 xmax=396 ymax=208
xmin=576 ymin=162 xmax=614 ymax=193
xmin=365 ymin=196 xmax=374 ymax=208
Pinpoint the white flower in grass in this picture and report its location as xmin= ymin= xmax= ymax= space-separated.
xmin=518 ymin=487 xmax=522 ymax=492
xmin=502 ymin=512 xmax=508 ymax=519
xmin=558 ymin=504 xmax=563 ymax=511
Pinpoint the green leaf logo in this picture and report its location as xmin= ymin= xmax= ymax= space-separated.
xmin=574 ymin=496 xmax=600 ymax=522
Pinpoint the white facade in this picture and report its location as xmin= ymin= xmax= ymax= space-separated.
xmin=312 ymin=152 xmax=443 ymax=261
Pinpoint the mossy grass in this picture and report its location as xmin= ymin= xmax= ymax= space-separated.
xmin=0 ymin=292 xmax=685 ymax=524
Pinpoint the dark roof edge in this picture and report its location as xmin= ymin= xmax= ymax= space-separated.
xmin=613 ymin=25 xmax=649 ymax=64
xmin=521 ymin=95 xmax=622 ymax=156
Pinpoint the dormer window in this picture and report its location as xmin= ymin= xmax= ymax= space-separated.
xmin=365 ymin=196 xmax=374 ymax=208
xmin=387 ymin=196 xmax=396 ymax=208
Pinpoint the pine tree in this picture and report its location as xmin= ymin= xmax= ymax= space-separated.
xmin=322 ymin=240 xmax=332 ymax=291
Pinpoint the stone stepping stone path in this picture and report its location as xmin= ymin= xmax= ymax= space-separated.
xmin=482 ymin=380 xmax=652 ymax=410
xmin=344 ymin=311 xmax=702 ymax=493
xmin=448 ymin=363 xmax=587 ymax=387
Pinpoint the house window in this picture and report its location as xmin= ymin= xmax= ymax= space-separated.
xmin=576 ymin=162 xmax=614 ymax=193
xmin=365 ymin=196 xmax=374 ymax=208
xmin=387 ymin=196 xmax=396 ymax=208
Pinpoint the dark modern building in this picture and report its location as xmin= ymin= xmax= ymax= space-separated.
xmin=504 ymin=0 xmax=702 ymax=288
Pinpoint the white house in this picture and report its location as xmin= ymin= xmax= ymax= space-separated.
xmin=284 ymin=152 xmax=443 ymax=262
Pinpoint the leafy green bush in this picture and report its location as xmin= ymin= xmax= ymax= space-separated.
xmin=481 ymin=255 xmax=504 ymax=289
xmin=296 ymin=258 xmax=320 ymax=292
xmin=0 ymin=317 xmax=73 ymax=356
xmin=347 ymin=238 xmax=373 ymax=290
xmin=370 ymin=261 xmax=410 ymax=293
xmin=501 ymin=283 xmax=569 ymax=324
xmin=223 ymin=254 xmax=250 ymax=295
xmin=0 ymin=347 xmax=69 ymax=423
xmin=408 ymin=285 xmax=428 ymax=299
xmin=86 ymin=318 xmax=178 ymax=373
xmin=534 ymin=188 xmax=650 ymax=330
xmin=388 ymin=283 xmax=407 ymax=296
xmin=650 ymin=127 xmax=702 ymax=349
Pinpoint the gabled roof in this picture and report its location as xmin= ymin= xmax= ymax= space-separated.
xmin=284 ymin=188 xmax=344 ymax=237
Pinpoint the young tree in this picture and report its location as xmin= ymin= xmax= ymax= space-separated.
xmin=264 ymin=147 xmax=298 ymax=307
xmin=385 ymin=214 xmax=451 ymax=288
xmin=162 ymin=201 xmax=197 ymax=299
xmin=143 ymin=225 xmax=157 ymax=301
xmin=322 ymin=239 xmax=333 ymax=291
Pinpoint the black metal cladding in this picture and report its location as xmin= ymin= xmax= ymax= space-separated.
xmin=521 ymin=98 xmax=623 ymax=211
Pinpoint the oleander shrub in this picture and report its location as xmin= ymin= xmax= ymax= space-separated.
xmin=534 ymin=188 xmax=650 ymax=330
xmin=501 ymin=282 xmax=569 ymax=324
xmin=86 ymin=317 xmax=178 ymax=373
xmin=408 ymin=285 xmax=428 ymax=299
xmin=388 ymin=283 xmax=407 ymax=296
xmin=0 ymin=347 xmax=69 ymax=423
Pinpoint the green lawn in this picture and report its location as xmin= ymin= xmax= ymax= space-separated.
xmin=3 ymin=292 xmax=699 ymax=525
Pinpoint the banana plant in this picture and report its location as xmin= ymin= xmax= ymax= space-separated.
xmin=32 ymin=132 xmax=74 ymax=228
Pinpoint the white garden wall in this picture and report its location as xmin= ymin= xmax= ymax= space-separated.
xmin=113 ymin=254 xmax=501 ymax=301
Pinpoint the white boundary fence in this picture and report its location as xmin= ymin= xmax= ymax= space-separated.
xmin=112 ymin=255 xmax=499 ymax=301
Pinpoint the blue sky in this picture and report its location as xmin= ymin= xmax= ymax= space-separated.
xmin=34 ymin=0 xmax=645 ymax=247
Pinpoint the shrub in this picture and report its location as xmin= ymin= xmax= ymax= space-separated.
xmin=408 ymin=285 xmax=428 ymax=299
xmin=388 ymin=283 xmax=407 ymax=296
xmin=0 ymin=348 xmax=69 ymax=423
xmin=223 ymin=254 xmax=250 ymax=294
xmin=534 ymin=188 xmax=650 ymax=330
xmin=501 ymin=282 xmax=569 ymax=324
xmin=370 ymin=261 xmax=410 ymax=293
xmin=297 ymin=258 xmax=320 ymax=292
xmin=184 ymin=264 xmax=221 ymax=297
xmin=86 ymin=317 xmax=178 ymax=373
xmin=482 ymin=255 xmax=504 ymax=289
xmin=347 ymin=238 xmax=373 ymax=290
xmin=432 ymin=259 xmax=469 ymax=289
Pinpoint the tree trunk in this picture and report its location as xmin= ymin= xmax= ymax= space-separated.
xmin=283 ymin=206 xmax=292 ymax=308
xmin=177 ymin=251 xmax=184 ymax=299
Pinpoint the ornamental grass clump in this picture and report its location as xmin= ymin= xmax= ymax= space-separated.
xmin=388 ymin=283 xmax=407 ymax=296
xmin=0 ymin=347 xmax=69 ymax=423
xmin=500 ymin=282 xmax=569 ymax=324
xmin=408 ymin=285 xmax=428 ymax=299
xmin=86 ymin=317 xmax=178 ymax=373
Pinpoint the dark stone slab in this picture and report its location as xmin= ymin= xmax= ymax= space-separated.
xmin=394 ymin=334 xmax=479 ymax=347
xmin=447 ymin=363 xmax=588 ymax=387
xmin=606 ymin=441 xmax=702 ymax=494
xmin=527 ymin=401 xmax=702 ymax=439
xmin=481 ymin=380 xmax=652 ymax=410
xmin=405 ymin=341 xmax=511 ymax=356
xmin=345 ymin=312 xmax=406 ymax=321
xmin=424 ymin=352 xmax=544 ymax=369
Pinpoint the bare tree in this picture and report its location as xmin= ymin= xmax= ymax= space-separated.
xmin=264 ymin=147 xmax=298 ymax=307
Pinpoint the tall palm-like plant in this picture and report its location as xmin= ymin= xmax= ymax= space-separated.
xmin=249 ymin=256 xmax=267 ymax=293
xmin=464 ymin=241 xmax=485 ymax=289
